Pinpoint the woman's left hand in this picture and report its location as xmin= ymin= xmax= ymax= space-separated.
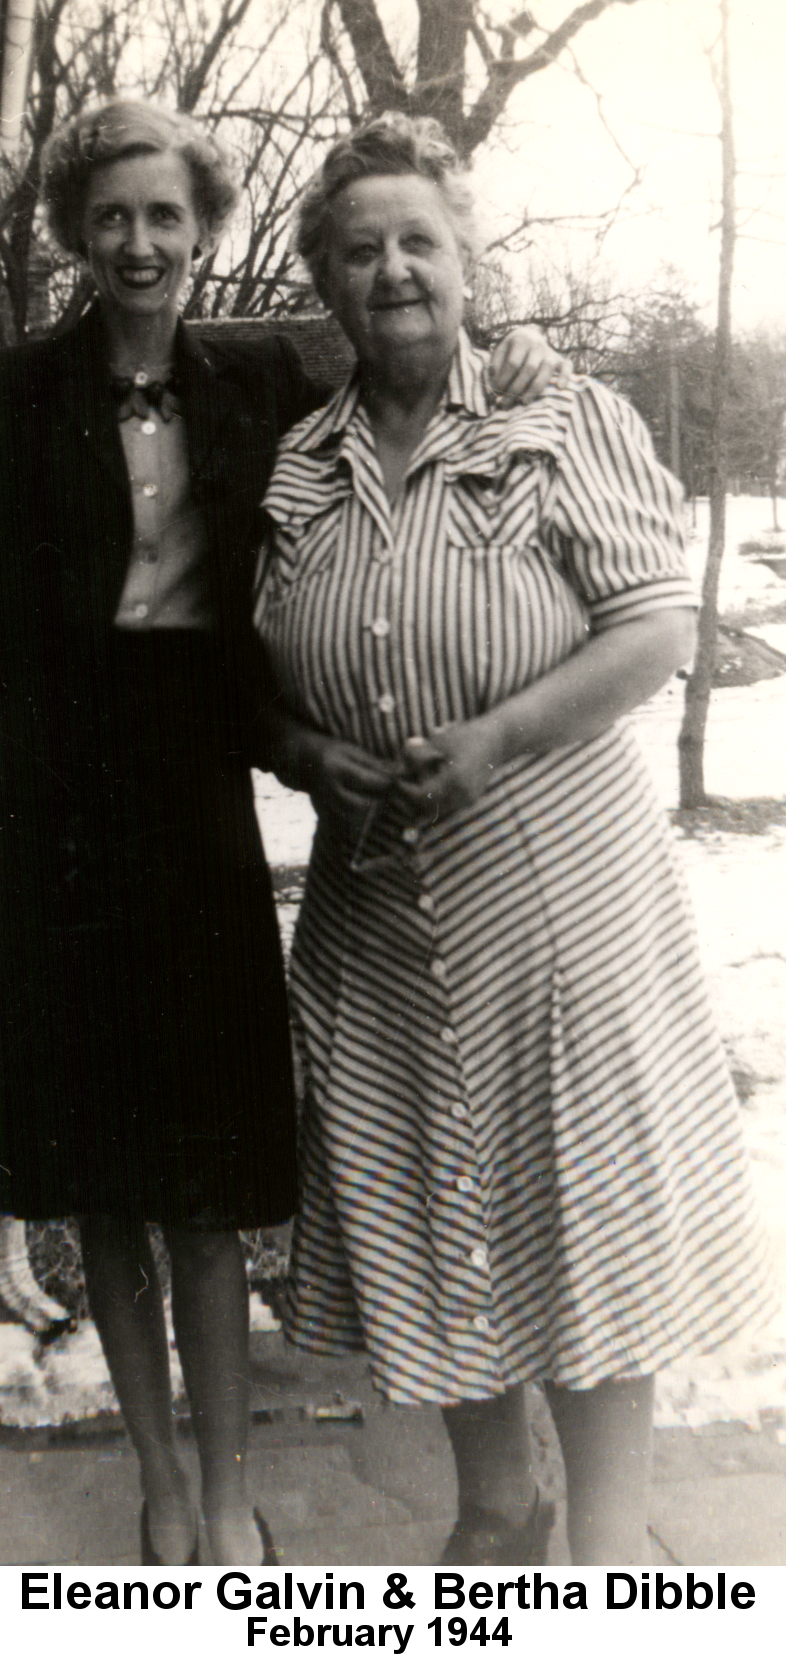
xmin=396 ymin=721 xmax=503 ymax=821
xmin=487 ymin=327 xmax=569 ymax=406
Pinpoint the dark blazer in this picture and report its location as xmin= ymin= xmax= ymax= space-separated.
xmin=0 ymin=304 xmax=324 ymax=1224
xmin=0 ymin=304 xmax=323 ymax=803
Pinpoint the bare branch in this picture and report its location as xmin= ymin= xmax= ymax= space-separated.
xmin=328 ymin=0 xmax=407 ymax=112
xmin=463 ymin=0 xmax=647 ymax=155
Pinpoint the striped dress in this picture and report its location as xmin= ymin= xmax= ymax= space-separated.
xmin=257 ymin=331 xmax=774 ymax=1405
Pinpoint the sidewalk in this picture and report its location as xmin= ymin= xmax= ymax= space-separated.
xmin=2 ymin=1326 xmax=784 ymax=1567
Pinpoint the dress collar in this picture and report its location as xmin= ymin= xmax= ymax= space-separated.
xmin=290 ymin=327 xmax=491 ymax=455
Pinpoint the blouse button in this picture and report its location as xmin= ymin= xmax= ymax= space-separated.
xmin=141 ymin=419 xmax=157 ymax=436
xmin=440 ymin=1024 xmax=457 ymax=1046
xmin=402 ymin=826 xmax=419 ymax=847
xmin=132 ymin=603 xmax=149 ymax=620
xmin=431 ymin=958 xmax=447 ymax=981
xmin=418 ymin=893 xmax=435 ymax=915
xmin=142 ymin=483 xmax=158 ymax=498
xmin=377 ymin=692 xmax=396 ymax=715
xmin=470 ymin=1245 xmax=489 ymax=1271
xmin=473 ymin=1315 xmax=491 ymax=1335
xmin=451 ymin=1103 xmax=468 ymax=1121
xmin=371 ymin=617 xmax=391 ymax=637
xmin=456 ymin=1175 xmax=475 ymax=1195
xmin=134 ymin=370 xmax=149 ymax=386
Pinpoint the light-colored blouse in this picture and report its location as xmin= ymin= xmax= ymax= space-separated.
xmin=115 ymin=408 xmax=212 ymax=630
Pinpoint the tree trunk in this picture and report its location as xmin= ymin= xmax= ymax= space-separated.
xmin=678 ymin=0 xmax=735 ymax=809
xmin=413 ymin=0 xmax=471 ymax=150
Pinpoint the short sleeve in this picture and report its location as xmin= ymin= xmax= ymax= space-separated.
xmin=540 ymin=378 xmax=697 ymax=632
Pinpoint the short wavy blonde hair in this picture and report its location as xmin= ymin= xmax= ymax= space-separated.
xmin=41 ymin=100 xmax=239 ymax=257
xmin=295 ymin=110 xmax=479 ymax=302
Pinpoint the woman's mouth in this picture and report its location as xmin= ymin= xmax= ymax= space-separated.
xmin=117 ymin=266 xmax=166 ymax=289
xmin=371 ymin=297 xmax=425 ymax=313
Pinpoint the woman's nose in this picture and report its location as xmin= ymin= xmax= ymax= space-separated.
xmin=124 ymin=215 xmax=154 ymax=254
xmin=379 ymin=241 xmax=409 ymax=283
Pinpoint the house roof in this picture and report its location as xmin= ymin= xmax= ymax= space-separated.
xmin=188 ymin=313 xmax=355 ymax=391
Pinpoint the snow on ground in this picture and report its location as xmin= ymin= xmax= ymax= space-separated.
xmin=1 ymin=497 xmax=785 ymax=1431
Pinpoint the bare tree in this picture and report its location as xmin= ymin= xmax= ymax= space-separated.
xmin=730 ymin=332 xmax=786 ymax=523
xmin=0 ymin=0 xmax=341 ymax=341
xmin=678 ymin=0 xmax=735 ymax=810
xmin=1 ymin=0 xmax=653 ymax=342
xmin=322 ymin=0 xmax=647 ymax=159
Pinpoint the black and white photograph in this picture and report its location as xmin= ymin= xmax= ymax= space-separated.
xmin=0 ymin=0 xmax=784 ymax=1594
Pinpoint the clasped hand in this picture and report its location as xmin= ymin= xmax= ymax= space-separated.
xmin=306 ymin=719 xmax=500 ymax=844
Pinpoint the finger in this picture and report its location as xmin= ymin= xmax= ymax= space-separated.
xmin=395 ymin=777 xmax=452 ymax=820
xmin=487 ymin=337 xmax=529 ymax=397
xmin=401 ymin=736 xmax=446 ymax=779
xmin=551 ymin=352 xmax=573 ymax=388
xmin=331 ymin=756 xmax=397 ymax=793
xmin=334 ymin=781 xmax=390 ymax=813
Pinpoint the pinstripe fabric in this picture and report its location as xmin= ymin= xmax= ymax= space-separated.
xmin=257 ymin=332 xmax=775 ymax=1404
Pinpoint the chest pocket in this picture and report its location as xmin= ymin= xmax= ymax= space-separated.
xmin=445 ymin=466 xmax=544 ymax=553
xmin=262 ymin=509 xmax=344 ymax=608
xmin=441 ymin=471 xmax=585 ymax=711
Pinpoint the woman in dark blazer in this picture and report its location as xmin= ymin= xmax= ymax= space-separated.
xmin=0 ymin=100 xmax=323 ymax=1567
xmin=0 ymin=97 xmax=559 ymax=1565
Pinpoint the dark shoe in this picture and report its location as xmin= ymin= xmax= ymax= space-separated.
xmin=254 ymin=1507 xmax=279 ymax=1566
xmin=440 ymin=1487 xmax=556 ymax=1567
xmin=140 ymin=1501 xmax=200 ymax=1567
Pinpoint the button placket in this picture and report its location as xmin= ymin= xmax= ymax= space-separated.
xmin=421 ymin=916 xmax=491 ymax=1331
xmin=363 ymin=532 xmax=397 ymax=728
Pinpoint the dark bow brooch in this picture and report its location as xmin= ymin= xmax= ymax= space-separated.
xmin=110 ymin=372 xmax=182 ymax=423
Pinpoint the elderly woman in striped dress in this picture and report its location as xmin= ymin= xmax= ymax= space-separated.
xmin=255 ymin=113 xmax=774 ymax=1566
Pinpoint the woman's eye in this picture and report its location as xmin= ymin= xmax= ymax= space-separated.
xmin=404 ymin=235 xmax=433 ymax=252
xmin=346 ymin=244 xmax=377 ymax=263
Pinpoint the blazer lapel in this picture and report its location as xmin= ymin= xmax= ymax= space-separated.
xmin=49 ymin=305 xmax=129 ymax=493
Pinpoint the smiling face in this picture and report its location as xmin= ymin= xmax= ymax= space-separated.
xmin=324 ymin=174 xmax=467 ymax=379
xmin=81 ymin=150 xmax=203 ymax=331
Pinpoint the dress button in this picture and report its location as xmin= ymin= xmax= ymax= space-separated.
xmin=470 ymin=1246 xmax=489 ymax=1270
xmin=134 ymin=370 xmax=149 ymax=386
xmin=141 ymin=419 xmax=157 ymax=436
xmin=402 ymin=826 xmax=419 ymax=847
xmin=451 ymin=1103 xmax=468 ymax=1121
xmin=440 ymin=1024 xmax=457 ymax=1046
xmin=132 ymin=603 xmax=149 ymax=619
xmin=377 ymin=692 xmax=396 ymax=714
xmin=142 ymin=483 xmax=158 ymax=498
xmin=473 ymin=1314 xmax=491 ymax=1335
xmin=371 ymin=617 xmax=391 ymax=637
xmin=418 ymin=893 xmax=435 ymax=915
xmin=456 ymin=1175 xmax=475 ymax=1195
xmin=431 ymin=958 xmax=447 ymax=981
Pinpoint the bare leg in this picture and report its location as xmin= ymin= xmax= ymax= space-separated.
xmin=545 ymin=1375 xmax=654 ymax=1564
xmin=442 ymin=1385 xmax=537 ymax=1522
xmin=79 ymin=1214 xmax=195 ymax=1562
xmin=163 ymin=1226 xmax=262 ymax=1565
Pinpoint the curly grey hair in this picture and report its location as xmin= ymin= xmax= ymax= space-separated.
xmin=295 ymin=111 xmax=479 ymax=302
xmin=41 ymin=100 xmax=239 ymax=258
